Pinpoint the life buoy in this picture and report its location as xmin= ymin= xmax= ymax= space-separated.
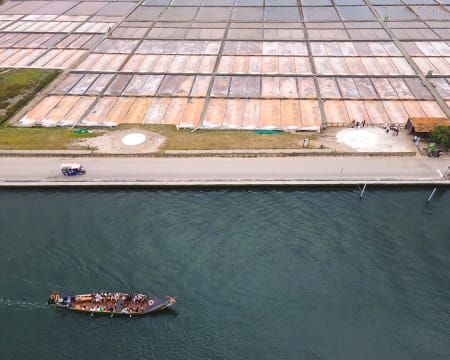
xmin=50 ymin=295 xmax=56 ymax=300
xmin=148 ymin=299 xmax=155 ymax=306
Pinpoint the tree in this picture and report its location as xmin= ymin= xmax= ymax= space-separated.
xmin=429 ymin=126 xmax=450 ymax=148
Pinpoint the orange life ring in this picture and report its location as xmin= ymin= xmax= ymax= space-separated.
xmin=148 ymin=299 xmax=155 ymax=306
xmin=50 ymin=294 xmax=56 ymax=299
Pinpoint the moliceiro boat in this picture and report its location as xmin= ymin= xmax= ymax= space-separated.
xmin=48 ymin=292 xmax=176 ymax=317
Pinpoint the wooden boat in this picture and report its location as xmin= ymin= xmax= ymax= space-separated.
xmin=48 ymin=292 xmax=176 ymax=317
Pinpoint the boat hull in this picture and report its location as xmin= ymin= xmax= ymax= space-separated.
xmin=48 ymin=292 xmax=176 ymax=317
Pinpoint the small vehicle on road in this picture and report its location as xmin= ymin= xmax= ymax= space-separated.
xmin=60 ymin=163 xmax=86 ymax=176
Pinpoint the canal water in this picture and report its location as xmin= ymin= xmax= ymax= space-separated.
xmin=0 ymin=189 xmax=448 ymax=359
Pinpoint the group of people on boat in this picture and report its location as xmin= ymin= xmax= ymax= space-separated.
xmin=71 ymin=303 xmax=145 ymax=314
xmin=49 ymin=291 xmax=176 ymax=316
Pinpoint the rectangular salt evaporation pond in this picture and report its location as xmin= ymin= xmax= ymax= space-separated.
xmin=330 ymin=58 xmax=351 ymax=76
xmin=227 ymin=28 xmax=264 ymax=40
xmin=361 ymin=58 xmax=383 ymax=75
xmin=52 ymin=73 xmax=84 ymax=94
xmin=430 ymin=78 xmax=450 ymax=99
xmin=29 ymin=1 xmax=78 ymax=15
xmin=362 ymin=101 xmax=389 ymax=125
xmin=428 ymin=58 xmax=450 ymax=75
xmin=40 ymin=95 xmax=81 ymax=127
xmin=122 ymin=54 xmax=151 ymax=72
xmin=203 ymin=99 xmax=227 ymax=128
xmin=82 ymin=97 xmax=118 ymax=126
xmin=381 ymin=101 xmax=409 ymax=124
xmin=308 ymin=29 xmax=350 ymax=41
xmin=211 ymin=76 xmax=230 ymax=97
xmin=278 ymin=77 xmax=298 ymax=98
xmin=344 ymin=101 xmax=370 ymax=125
xmin=159 ymin=6 xmax=199 ymax=22
xmin=113 ymin=27 xmax=148 ymax=39
xmin=261 ymin=77 xmax=299 ymax=98
xmin=345 ymin=58 xmax=367 ymax=76
xmin=122 ymin=98 xmax=152 ymax=124
xmin=69 ymin=74 xmax=99 ymax=95
xmin=353 ymin=78 xmax=378 ymax=99
xmin=371 ymin=78 xmax=398 ymax=99
xmin=178 ymin=98 xmax=203 ymax=128
xmin=280 ymin=100 xmax=302 ymax=129
xmin=222 ymin=99 xmax=245 ymax=129
xmin=229 ymin=76 xmax=260 ymax=98
xmin=190 ymin=76 xmax=211 ymax=97
xmin=337 ymin=6 xmax=376 ymax=21
xmin=401 ymin=101 xmax=427 ymax=118
xmin=418 ymin=101 xmax=446 ymax=118
xmin=300 ymin=100 xmax=321 ymax=129
xmin=158 ymin=98 xmax=197 ymax=126
xmin=157 ymin=75 xmax=195 ymax=97
xmin=196 ymin=7 xmax=233 ymax=21
xmin=19 ymin=96 xmax=62 ymax=126
xmin=142 ymin=98 xmax=171 ymax=124
xmin=95 ymin=2 xmax=136 ymax=17
xmin=103 ymin=97 xmax=136 ymax=125
xmin=337 ymin=78 xmax=360 ymax=98
xmin=298 ymin=78 xmax=316 ymax=98
xmin=318 ymin=78 xmax=341 ymax=99
xmin=389 ymin=78 xmax=414 ymax=99
xmin=76 ymin=54 xmax=128 ymax=71
xmin=122 ymin=75 xmax=164 ymax=96
xmin=3 ymin=49 xmax=47 ymax=67
xmin=64 ymin=2 xmax=107 ymax=16
xmin=85 ymin=74 xmax=115 ymax=95
xmin=240 ymin=100 xmax=260 ymax=129
xmin=374 ymin=6 xmax=418 ymax=21
xmin=259 ymin=100 xmax=281 ymax=128
xmin=56 ymin=34 xmax=101 ymax=49
xmin=314 ymin=58 xmax=334 ymax=75
xmin=302 ymin=7 xmax=339 ymax=21
xmin=104 ymin=74 xmax=132 ymax=96
xmin=324 ymin=101 xmax=349 ymax=126
xmin=1 ymin=1 xmax=52 ymax=15
xmin=404 ymin=78 xmax=433 ymax=100
xmin=95 ymin=39 xmax=139 ymax=54
xmin=411 ymin=6 xmax=449 ymax=21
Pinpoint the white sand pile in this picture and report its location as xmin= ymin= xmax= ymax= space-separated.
xmin=336 ymin=128 xmax=410 ymax=152
xmin=122 ymin=133 xmax=146 ymax=146
xmin=77 ymin=129 xmax=165 ymax=153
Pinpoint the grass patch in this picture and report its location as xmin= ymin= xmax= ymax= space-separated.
xmin=0 ymin=124 xmax=318 ymax=151
xmin=0 ymin=68 xmax=60 ymax=125
xmin=116 ymin=125 xmax=318 ymax=151
xmin=0 ymin=127 xmax=97 ymax=150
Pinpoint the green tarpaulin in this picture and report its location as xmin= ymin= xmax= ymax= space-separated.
xmin=253 ymin=130 xmax=281 ymax=135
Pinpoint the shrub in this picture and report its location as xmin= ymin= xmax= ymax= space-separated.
xmin=429 ymin=126 xmax=450 ymax=148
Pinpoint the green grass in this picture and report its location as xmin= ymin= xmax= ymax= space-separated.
xmin=0 ymin=128 xmax=97 ymax=150
xmin=116 ymin=125 xmax=318 ymax=151
xmin=0 ymin=68 xmax=60 ymax=125
xmin=0 ymin=125 xmax=318 ymax=151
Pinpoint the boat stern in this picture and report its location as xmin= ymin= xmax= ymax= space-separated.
xmin=48 ymin=293 xmax=59 ymax=304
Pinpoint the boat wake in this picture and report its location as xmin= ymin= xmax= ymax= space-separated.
xmin=0 ymin=297 xmax=48 ymax=310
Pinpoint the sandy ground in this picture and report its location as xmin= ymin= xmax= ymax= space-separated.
xmin=76 ymin=129 xmax=166 ymax=154
xmin=319 ymin=127 xmax=418 ymax=153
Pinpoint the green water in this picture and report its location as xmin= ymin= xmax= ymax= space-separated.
xmin=0 ymin=189 xmax=448 ymax=359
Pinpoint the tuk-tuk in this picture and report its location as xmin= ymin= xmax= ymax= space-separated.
xmin=60 ymin=163 xmax=86 ymax=176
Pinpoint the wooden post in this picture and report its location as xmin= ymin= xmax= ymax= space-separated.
xmin=360 ymin=184 xmax=367 ymax=199
xmin=427 ymin=188 xmax=437 ymax=202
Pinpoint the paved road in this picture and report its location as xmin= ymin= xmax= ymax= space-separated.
xmin=0 ymin=156 xmax=449 ymax=185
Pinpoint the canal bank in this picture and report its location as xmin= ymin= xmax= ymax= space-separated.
xmin=0 ymin=156 xmax=448 ymax=187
